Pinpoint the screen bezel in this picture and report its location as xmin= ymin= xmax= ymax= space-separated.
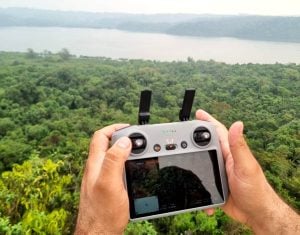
xmin=125 ymin=149 xmax=225 ymax=220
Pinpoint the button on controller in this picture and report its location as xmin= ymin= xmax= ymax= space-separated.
xmin=181 ymin=141 xmax=188 ymax=149
xmin=193 ymin=127 xmax=211 ymax=146
xmin=165 ymin=144 xmax=177 ymax=150
xmin=129 ymin=133 xmax=147 ymax=154
xmin=153 ymin=144 xmax=161 ymax=152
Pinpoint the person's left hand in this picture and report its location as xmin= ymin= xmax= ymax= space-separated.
xmin=75 ymin=124 xmax=132 ymax=235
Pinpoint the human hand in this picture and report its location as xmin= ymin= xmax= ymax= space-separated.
xmin=75 ymin=124 xmax=131 ymax=235
xmin=196 ymin=110 xmax=299 ymax=234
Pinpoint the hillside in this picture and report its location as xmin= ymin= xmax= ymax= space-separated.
xmin=0 ymin=51 xmax=299 ymax=233
xmin=1 ymin=8 xmax=300 ymax=42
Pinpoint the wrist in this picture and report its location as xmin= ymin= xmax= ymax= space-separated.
xmin=75 ymin=228 xmax=123 ymax=235
xmin=75 ymin=224 xmax=124 ymax=235
xmin=247 ymin=187 xmax=299 ymax=235
xmin=75 ymin=214 xmax=125 ymax=235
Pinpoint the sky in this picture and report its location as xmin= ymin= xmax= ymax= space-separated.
xmin=0 ymin=0 xmax=300 ymax=15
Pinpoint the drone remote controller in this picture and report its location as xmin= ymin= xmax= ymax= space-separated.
xmin=111 ymin=89 xmax=228 ymax=221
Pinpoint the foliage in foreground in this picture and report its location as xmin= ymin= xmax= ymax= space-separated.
xmin=0 ymin=156 xmax=74 ymax=234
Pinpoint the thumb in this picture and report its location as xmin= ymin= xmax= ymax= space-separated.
xmin=99 ymin=137 xmax=132 ymax=185
xmin=229 ymin=121 xmax=261 ymax=178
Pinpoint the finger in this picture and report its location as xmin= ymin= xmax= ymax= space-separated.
xmin=89 ymin=124 xmax=130 ymax=159
xmin=229 ymin=121 xmax=261 ymax=179
xmin=98 ymin=137 xmax=132 ymax=190
xmin=196 ymin=109 xmax=223 ymax=126
xmin=204 ymin=208 xmax=215 ymax=216
xmin=85 ymin=124 xmax=129 ymax=183
xmin=196 ymin=109 xmax=230 ymax=161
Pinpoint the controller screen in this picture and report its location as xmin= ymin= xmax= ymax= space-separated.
xmin=125 ymin=150 xmax=224 ymax=218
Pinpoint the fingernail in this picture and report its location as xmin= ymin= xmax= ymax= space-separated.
xmin=117 ymin=137 xmax=131 ymax=149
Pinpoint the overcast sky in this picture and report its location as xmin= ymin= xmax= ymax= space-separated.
xmin=0 ymin=0 xmax=299 ymax=15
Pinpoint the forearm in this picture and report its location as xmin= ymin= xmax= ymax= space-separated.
xmin=75 ymin=211 xmax=125 ymax=235
xmin=249 ymin=192 xmax=300 ymax=235
xmin=75 ymin=223 xmax=124 ymax=235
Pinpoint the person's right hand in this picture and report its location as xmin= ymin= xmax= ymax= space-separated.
xmin=196 ymin=110 xmax=299 ymax=234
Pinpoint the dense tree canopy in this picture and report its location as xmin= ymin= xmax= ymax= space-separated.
xmin=0 ymin=51 xmax=299 ymax=234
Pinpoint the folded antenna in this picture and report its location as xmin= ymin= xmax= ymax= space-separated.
xmin=138 ymin=90 xmax=152 ymax=125
xmin=179 ymin=89 xmax=196 ymax=121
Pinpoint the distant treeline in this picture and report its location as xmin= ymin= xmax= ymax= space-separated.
xmin=1 ymin=7 xmax=300 ymax=43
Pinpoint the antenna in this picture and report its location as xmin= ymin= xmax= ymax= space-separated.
xmin=179 ymin=89 xmax=196 ymax=121
xmin=138 ymin=90 xmax=152 ymax=125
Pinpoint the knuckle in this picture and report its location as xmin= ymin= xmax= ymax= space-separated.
xmin=230 ymin=137 xmax=246 ymax=150
xmin=110 ymin=144 xmax=128 ymax=158
xmin=95 ymin=178 xmax=107 ymax=191
xmin=105 ymin=149 xmax=119 ymax=163
xmin=220 ymin=123 xmax=228 ymax=131
xmin=95 ymin=176 xmax=115 ymax=195
xmin=93 ymin=129 xmax=103 ymax=138
xmin=237 ymin=139 xmax=247 ymax=149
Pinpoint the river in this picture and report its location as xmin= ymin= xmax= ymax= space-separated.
xmin=0 ymin=27 xmax=300 ymax=64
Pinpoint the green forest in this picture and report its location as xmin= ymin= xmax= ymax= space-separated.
xmin=0 ymin=50 xmax=299 ymax=234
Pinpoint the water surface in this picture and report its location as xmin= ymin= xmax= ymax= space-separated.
xmin=1 ymin=27 xmax=300 ymax=64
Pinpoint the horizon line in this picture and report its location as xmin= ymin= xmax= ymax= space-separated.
xmin=1 ymin=6 xmax=300 ymax=17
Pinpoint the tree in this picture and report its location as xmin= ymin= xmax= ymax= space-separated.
xmin=0 ymin=118 xmax=15 ymax=137
xmin=0 ymin=156 xmax=73 ymax=234
xmin=58 ymin=48 xmax=72 ymax=60
xmin=26 ymin=48 xmax=38 ymax=59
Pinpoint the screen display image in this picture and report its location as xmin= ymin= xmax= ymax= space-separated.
xmin=125 ymin=150 xmax=224 ymax=219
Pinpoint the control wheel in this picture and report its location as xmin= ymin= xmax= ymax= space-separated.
xmin=129 ymin=133 xmax=147 ymax=154
xmin=193 ymin=127 xmax=211 ymax=146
